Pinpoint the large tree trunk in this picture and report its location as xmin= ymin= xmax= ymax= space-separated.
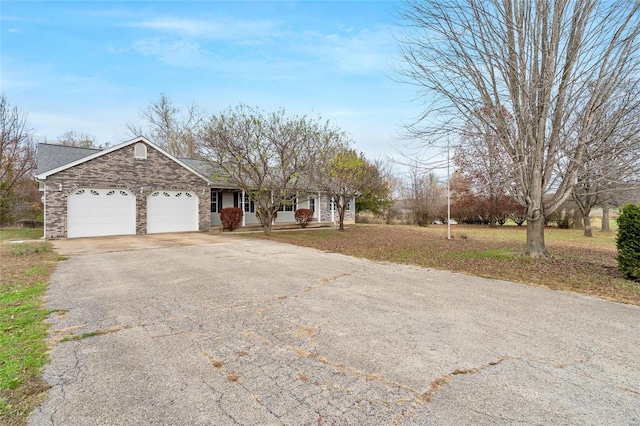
xmin=525 ymin=216 xmax=547 ymax=257
xmin=525 ymin=185 xmax=547 ymax=257
xmin=524 ymin=166 xmax=548 ymax=257
xmin=601 ymin=202 xmax=611 ymax=232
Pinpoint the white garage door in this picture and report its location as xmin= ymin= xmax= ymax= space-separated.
xmin=147 ymin=190 xmax=199 ymax=234
xmin=67 ymin=188 xmax=136 ymax=238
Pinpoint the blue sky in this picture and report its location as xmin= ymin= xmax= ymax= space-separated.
xmin=1 ymin=0 xmax=424 ymax=161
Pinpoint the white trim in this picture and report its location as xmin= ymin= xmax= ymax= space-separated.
xmin=317 ymin=192 xmax=321 ymax=221
xmin=43 ymin=187 xmax=47 ymax=238
xmin=241 ymin=190 xmax=246 ymax=227
xmin=330 ymin=196 xmax=335 ymax=223
xmin=35 ymin=136 xmax=211 ymax=184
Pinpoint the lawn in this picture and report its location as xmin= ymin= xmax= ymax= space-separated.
xmin=255 ymin=224 xmax=640 ymax=305
xmin=0 ymin=227 xmax=59 ymax=426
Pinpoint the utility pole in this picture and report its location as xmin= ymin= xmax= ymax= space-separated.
xmin=447 ymin=137 xmax=451 ymax=240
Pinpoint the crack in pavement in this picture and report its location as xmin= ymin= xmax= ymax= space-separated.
xmin=200 ymin=269 xmax=361 ymax=319
xmin=293 ymin=270 xmax=361 ymax=299
xmin=422 ymin=356 xmax=512 ymax=402
xmin=200 ymin=348 xmax=285 ymax=425
xmin=278 ymin=344 xmax=515 ymax=424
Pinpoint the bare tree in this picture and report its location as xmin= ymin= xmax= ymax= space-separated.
xmin=128 ymin=93 xmax=203 ymax=158
xmin=0 ymin=95 xmax=36 ymax=225
xmin=56 ymin=130 xmax=97 ymax=148
xmin=200 ymin=104 xmax=350 ymax=234
xmin=571 ymin=81 xmax=640 ymax=236
xmin=397 ymin=0 xmax=640 ymax=257
xmin=404 ymin=166 xmax=445 ymax=226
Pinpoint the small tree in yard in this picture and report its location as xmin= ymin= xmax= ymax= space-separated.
xmin=220 ymin=207 xmax=243 ymax=231
xmin=201 ymin=104 xmax=349 ymax=235
xmin=616 ymin=204 xmax=640 ymax=282
xmin=316 ymin=149 xmax=382 ymax=231
xmin=295 ymin=209 xmax=314 ymax=228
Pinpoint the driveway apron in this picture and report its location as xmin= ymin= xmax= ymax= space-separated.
xmin=29 ymin=235 xmax=640 ymax=425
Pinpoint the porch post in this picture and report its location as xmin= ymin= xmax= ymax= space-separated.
xmin=331 ymin=196 xmax=335 ymax=223
xmin=317 ymin=192 xmax=321 ymax=222
xmin=241 ymin=190 xmax=246 ymax=227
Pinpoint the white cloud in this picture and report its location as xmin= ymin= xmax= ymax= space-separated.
xmin=130 ymin=38 xmax=212 ymax=68
xmin=294 ymin=26 xmax=397 ymax=75
xmin=130 ymin=16 xmax=281 ymax=41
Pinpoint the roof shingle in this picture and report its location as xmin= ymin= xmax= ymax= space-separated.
xmin=36 ymin=143 xmax=100 ymax=175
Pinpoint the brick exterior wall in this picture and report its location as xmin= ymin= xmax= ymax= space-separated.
xmin=43 ymin=142 xmax=210 ymax=239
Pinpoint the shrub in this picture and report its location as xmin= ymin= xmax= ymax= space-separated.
xmin=220 ymin=207 xmax=243 ymax=231
xmin=295 ymin=209 xmax=314 ymax=228
xmin=616 ymin=204 xmax=640 ymax=282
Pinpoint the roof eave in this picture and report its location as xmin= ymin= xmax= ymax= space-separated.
xmin=36 ymin=136 xmax=213 ymax=184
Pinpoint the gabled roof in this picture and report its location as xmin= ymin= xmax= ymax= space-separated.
xmin=35 ymin=137 xmax=211 ymax=184
xmin=36 ymin=144 xmax=100 ymax=175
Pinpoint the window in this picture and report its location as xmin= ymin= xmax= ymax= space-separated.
xmin=345 ymin=197 xmax=351 ymax=211
xmin=278 ymin=196 xmax=297 ymax=212
xmin=211 ymin=190 xmax=222 ymax=213
xmin=309 ymin=197 xmax=315 ymax=212
xmin=243 ymin=193 xmax=255 ymax=213
xmin=328 ymin=197 xmax=336 ymax=212
xmin=134 ymin=142 xmax=147 ymax=159
xmin=234 ymin=192 xmax=254 ymax=213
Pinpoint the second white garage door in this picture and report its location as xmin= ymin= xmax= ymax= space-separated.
xmin=147 ymin=190 xmax=199 ymax=234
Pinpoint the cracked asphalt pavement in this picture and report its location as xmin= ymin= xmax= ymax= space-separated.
xmin=29 ymin=233 xmax=640 ymax=425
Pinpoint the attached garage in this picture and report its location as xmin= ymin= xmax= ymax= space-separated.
xmin=67 ymin=188 xmax=136 ymax=238
xmin=147 ymin=190 xmax=199 ymax=234
xmin=36 ymin=138 xmax=213 ymax=239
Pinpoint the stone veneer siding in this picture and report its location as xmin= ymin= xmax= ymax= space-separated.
xmin=43 ymin=142 xmax=210 ymax=239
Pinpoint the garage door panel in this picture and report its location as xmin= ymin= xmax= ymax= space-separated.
xmin=147 ymin=190 xmax=198 ymax=234
xmin=67 ymin=188 xmax=136 ymax=238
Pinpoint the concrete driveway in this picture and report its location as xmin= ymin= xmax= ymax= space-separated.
xmin=30 ymin=233 xmax=640 ymax=425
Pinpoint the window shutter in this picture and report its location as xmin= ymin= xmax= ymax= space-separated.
xmin=217 ymin=192 xmax=223 ymax=212
xmin=233 ymin=192 xmax=238 ymax=208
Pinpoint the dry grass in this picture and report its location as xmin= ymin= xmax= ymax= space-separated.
xmin=254 ymin=224 xmax=639 ymax=305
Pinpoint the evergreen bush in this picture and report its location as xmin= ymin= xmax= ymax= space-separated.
xmin=616 ymin=204 xmax=640 ymax=282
